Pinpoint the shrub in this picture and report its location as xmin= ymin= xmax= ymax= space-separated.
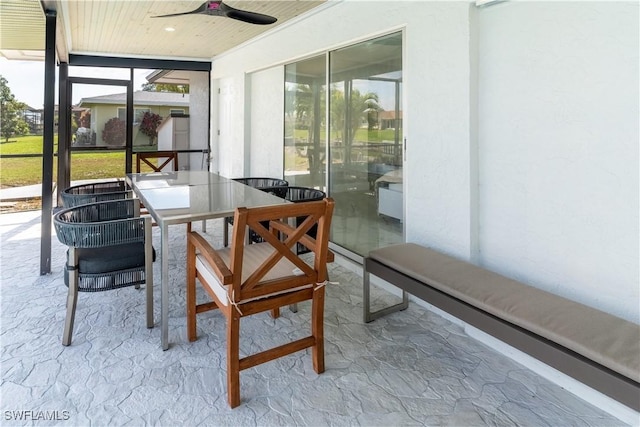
xmin=139 ymin=112 xmax=163 ymax=139
xmin=102 ymin=117 xmax=125 ymax=145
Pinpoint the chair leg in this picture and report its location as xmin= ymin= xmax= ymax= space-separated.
xmin=227 ymin=311 xmax=241 ymax=408
xmin=145 ymin=278 xmax=154 ymax=329
xmin=223 ymin=219 xmax=229 ymax=247
xmin=62 ymin=272 xmax=79 ymax=346
xmin=311 ymin=285 xmax=325 ymax=374
xmin=186 ymin=238 xmax=198 ymax=342
xmin=145 ymin=219 xmax=154 ymax=329
xmin=224 ymin=219 xmax=228 ymax=246
xmin=270 ymin=308 xmax=280 ymax=318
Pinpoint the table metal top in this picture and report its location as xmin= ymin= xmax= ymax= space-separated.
xmin=126 ymin=171 xmax=288 ymax=226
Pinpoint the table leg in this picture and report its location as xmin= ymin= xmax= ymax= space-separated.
xmin=161 ymin=223 xmax=170 ymax=350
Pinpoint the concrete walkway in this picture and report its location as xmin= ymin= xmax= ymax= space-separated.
xmin=0 ymin=210 xmax=629 ymax=426
xmin=0 ymin=183 xmax=49 ymax=201
xmin=0 ymin=179 xmax=121 ymax=204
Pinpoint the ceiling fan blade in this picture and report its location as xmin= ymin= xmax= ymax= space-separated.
xmin=152 ymin=2 xmax=208 ymax=18
xmin=152 ymin=11 xmax=199 ymax=18
xmin=153 ymin=1 xmax=277 ymax=25
xmin=219 ymin=2 xmax=277 ymax=25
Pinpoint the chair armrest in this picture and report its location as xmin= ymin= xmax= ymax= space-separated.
xmin=188 ymin=231 xmax=233 ymax=284
xmin=54 ymin=216 xmax=148 ymax=248
xmin=92 ymin=199 xmax=140 ymax=221
xmin=56 ymin=199 xmax=140 ymax=224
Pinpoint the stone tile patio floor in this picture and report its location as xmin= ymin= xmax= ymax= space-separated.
xmin=0 ymin=210 xmax=627 ymax=426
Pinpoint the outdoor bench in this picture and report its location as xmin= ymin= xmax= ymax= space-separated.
xmin=362 ymin=243 xmax=640 ymax=411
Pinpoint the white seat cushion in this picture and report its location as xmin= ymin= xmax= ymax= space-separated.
xmin=196 ymin=242 xmax=311 ymax=306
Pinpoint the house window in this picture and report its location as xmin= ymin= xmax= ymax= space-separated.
xmin=117 ymin=107 xmax=150 ymax=125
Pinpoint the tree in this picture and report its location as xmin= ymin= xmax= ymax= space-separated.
xmin=141 ymin=82 xmax=189 ymax=93
xmin=139 ymin=111 xmax=163 ymax=145
xmin=330 ymin=85 xmax=381 ymax=165
xmin=0 ymin=75 xmax=29 ymax=142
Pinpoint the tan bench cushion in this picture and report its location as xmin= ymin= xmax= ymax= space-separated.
xmin=369 ymin=243 xmax=640 ymax=383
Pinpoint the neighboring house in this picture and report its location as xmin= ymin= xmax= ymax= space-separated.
xmin=76 ymin=90 xmax=189 ymax=148
xmin=21 ymin=105 xmax=43 ymax=135
xmin=378 ymin=110 xmax=402 ymax=131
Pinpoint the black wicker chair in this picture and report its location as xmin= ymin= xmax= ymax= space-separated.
xmin=256 ymin=186 xmax=327 ymax=254
xmin=61 ymin=180 xmax=131 ymax=208
xmin=53 ymin=199 xmax=154 ymax=346
xmin=223 ymin=177 xmax=289 ymax=246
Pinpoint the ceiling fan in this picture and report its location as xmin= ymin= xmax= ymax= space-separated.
xmin=153 ymin=1 xmax=277 ymax=25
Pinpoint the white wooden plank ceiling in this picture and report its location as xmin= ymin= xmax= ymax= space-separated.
xmin=1 ymin=1 xmax=327 ymax=61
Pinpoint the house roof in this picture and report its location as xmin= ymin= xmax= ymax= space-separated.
xmin=379 ymin=111 xmax=403 ymax=120
xmin=78 ymin=91 xmax=190 ymax=108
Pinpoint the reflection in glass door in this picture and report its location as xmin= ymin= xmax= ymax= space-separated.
xmin=329 ymin=32 xmax=403 ymax=256
xmin=284 ymin=55 xmax=326 ymax=190
xmin=284 ymin=32 xmax=403 ymax=257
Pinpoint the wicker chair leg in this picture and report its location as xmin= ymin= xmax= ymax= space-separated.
xmin=144 ymin=218 xmax=154 ymax=329
xmin=63 ymin=270 xmax=79 ymax=346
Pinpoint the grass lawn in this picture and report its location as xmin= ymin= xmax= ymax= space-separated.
xmin=0 ymin=135 xmax=155 ymax=188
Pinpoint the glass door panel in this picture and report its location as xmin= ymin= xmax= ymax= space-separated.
xmin=282 ymin=32 xmax=403 ymax=258
xmin=328 ymin=32 xmax=403 ymax=256
xmin=284 ymin=55 xmax=326 ymax=190
xmin=69 ymin=81 xmax=129 ymax=182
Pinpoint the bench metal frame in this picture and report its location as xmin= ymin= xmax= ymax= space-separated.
xmin=363 ymin=256 xmax=640 ymax=412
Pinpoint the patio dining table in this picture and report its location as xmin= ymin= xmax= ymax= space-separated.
xmin=126 ymin=171 xmax=289 ymax=350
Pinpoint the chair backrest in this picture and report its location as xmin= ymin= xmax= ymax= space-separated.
xmin=261 ymin=186 xmax=325 ymax=203
xmin=54 ymin=199 xmax=144 ymax=249
xmin=226 ymin=198 xmax=334 ymax=302
xmin=136 ymin=151 xmax=179 ymax=173
xmin=233 ymin=177 xmax=288 ymax=190
xmin=61 ymin=181 xmax=130 ymax=208
xmin=250 ymin=186 xmax=326 ymax=252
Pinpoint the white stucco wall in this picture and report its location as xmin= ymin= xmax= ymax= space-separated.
xmin=215 ymin=77 xmax=245 ymax=177
xmin=186 ymin=71 xmax=209 ymax=170
xmin=248 ymin=66 xmax=285 ymax=177
xmin=211 ymin=0 xmax=474 ymax=256
xmin=477 ymin=1 xmax=639 ymax=322
xmin=209 ymin=1 xmax=639 ymax=322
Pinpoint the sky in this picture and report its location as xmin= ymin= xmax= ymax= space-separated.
xmin=0 ymin=58 xmax=152 ymax=108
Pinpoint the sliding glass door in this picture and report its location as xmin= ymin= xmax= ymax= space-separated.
xmin=284 ymin=32 xmax=403 ymax=257
xmin=329 ymin=32 xmax=403 ymax=256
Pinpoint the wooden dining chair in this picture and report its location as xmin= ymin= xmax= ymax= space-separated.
xmin=136 ymin=151 xmax=179 ymax=173
xmin=186 ymin=198 xmax=335 ymax=408
xmin=135 ymin=151 xmax=180 ymax=224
